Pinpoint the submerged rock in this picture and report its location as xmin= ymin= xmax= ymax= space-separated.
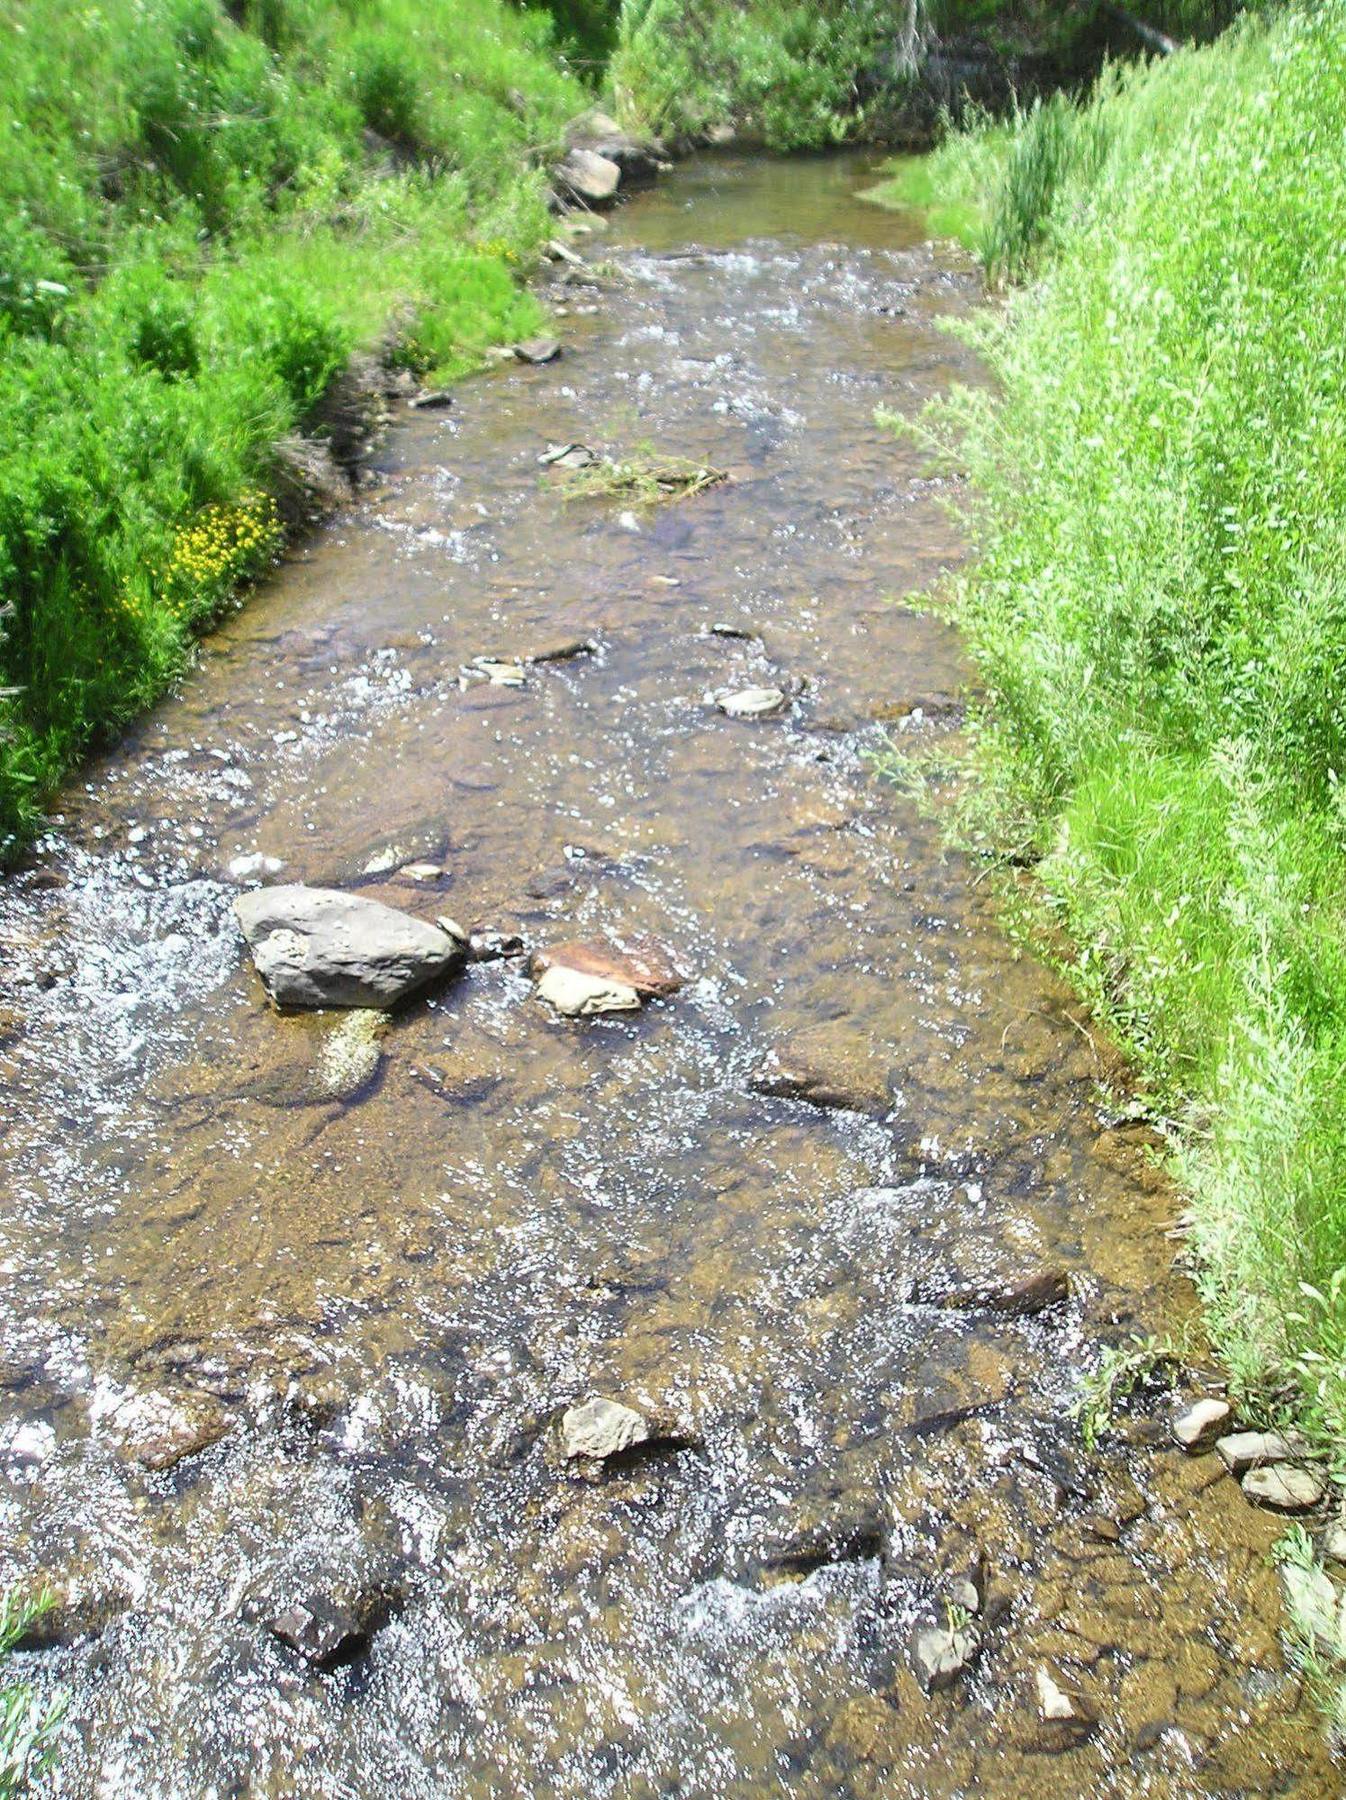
xmin=561 ymin=1397 xmax=649 ymax=1461
xmin=749 ymin=1045 xmax=891 ymax=1118
xmin=914 ymin=1623 xmax=979 ymax=1694
xmin=1033 ymin=1666 xmax=1099 ymax=1746
xmin=1171 ymin=1396 xmax=1232 ymax=1454
xmin=537 ymin=965 xmax=641 ymax=1017
xmin=315 ymin=1010 xmax=386 ymax=1102
xmin=1242 ymin=1464 xmax=1326 ymax=1513
xmin=235 ymin=885 xmax=465 ymax=1010
xmin=268 ymin=1596 xmax=368 ymax=1668
xmin=913 ymin=1267 xmax=1070 ymax=1319
xmin=717 ymin=686 xmax=787 ymax=720
xmin=530 ymin=936 xmax=683 ymax=1001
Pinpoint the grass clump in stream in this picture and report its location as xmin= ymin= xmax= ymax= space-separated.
xmin=898 ymin=3 xmax=1346 ymax=1447
xmin=0 ymin=1588 xmax=64 ymax=1797
xmin=0 ymin=0 xmax=588 ymax=854
xmin=558 ymin=450 xmax=729 ymax=506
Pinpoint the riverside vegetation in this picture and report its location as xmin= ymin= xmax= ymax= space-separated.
xmin=0 ymin=0 xmax=588 ymax=850
xmin=878 ymin=4 xmax=1346 ymax=1466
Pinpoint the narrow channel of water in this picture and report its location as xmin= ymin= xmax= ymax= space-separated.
xmin=0 ymin=152 xmax=1328 ymax=1797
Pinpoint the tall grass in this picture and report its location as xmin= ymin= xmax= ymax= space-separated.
xmin=0 ymin=0 xmax=587 ymax=852
xmin=904 ymin=4 xmax=1346 ymax=1441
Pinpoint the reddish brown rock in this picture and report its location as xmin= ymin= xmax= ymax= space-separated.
xmin=530 ymin=935 xmax=684 ymax=1000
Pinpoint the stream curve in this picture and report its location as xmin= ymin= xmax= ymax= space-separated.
xmin=0 ymin=152 xmax=1330 ymax=1798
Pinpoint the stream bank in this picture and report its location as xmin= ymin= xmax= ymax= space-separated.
xmin=0 ymin=151 xmax=1331 ymax=1797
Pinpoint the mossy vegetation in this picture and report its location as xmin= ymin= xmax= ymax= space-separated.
xmin=0 ymin=0 xmax=587 ymax=851
xmin=896 ymin=3 xmax=1346 ymax=1445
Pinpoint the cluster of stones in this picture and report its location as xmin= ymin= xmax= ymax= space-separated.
xmin=1171 ymin=1395 xmax=1328 ymax=1512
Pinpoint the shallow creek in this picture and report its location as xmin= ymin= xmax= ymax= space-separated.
xmin=0 ymin=152 xmax=1332 ymax=1797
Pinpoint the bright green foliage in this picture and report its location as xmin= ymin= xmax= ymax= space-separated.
xmin=913 ymin=5 xmax=1346 ymax=1440
xmin=0 ymin=1588 xmax=64 ymax=1797
xmin=611 ymin=0 xmax=913 ymax=149
xmin=0 ymin=0 xmax=584 ymax=849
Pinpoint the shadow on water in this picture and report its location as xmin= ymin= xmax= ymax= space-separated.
xmin=0 ymin=151 xmax=1329 ymax=1796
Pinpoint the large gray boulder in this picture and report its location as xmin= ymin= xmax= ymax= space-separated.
xmin=235 ymin=885 xmax=464 ymax=1010
xmin=555 ymin=147 xmax=622 ymax=205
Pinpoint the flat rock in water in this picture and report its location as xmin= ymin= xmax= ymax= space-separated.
xmin=749 ymin=1043 xmax=890 ymax=1118
xmin=915 ymin=1267 xmax=1070 ymax=1319
xmin=1242 ymin=1464 xmax=1326 ymax=1513
xmin=268 ymin=1596 xmax=367 ymax=1668
xmin=526 ymin=633 xmax=596 ymax=664
xmin=1216 ymin=1429 xmax=1296 ymax=1477
xmin=531 ymin=936 xmax=684 ymax=1000
xmin=537 ymin=964 xmax=641 ymax=1017
xmin=513 ymin=337 xmax=562 ymax=365
xmin=555 ymin=147 xmax=622 ymax=204
xmin=718 ymin=686 xmax=787 ymax=720
xmin=914 ymin=1624 xmax=979 ymax=1693
xmin=561 ymin=1397 xmax=649 ymax=1461
xmin=235 ymin=885 xmax=464 ymax=1010
xmin=1172 ymin=1396 xmax=1232 ymax=1454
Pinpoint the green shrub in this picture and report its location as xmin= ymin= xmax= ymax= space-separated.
xmin=349 ymin=31 xmax=424 ymax=145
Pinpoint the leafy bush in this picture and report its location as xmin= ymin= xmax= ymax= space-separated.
xmin=907 ymin=3 xmax=1346 ymax=1438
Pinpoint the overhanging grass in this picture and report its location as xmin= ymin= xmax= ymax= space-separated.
xmin=901 ymin=3 xmax=1346 ymax=1445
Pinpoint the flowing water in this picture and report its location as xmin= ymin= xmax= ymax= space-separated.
xmin=0 ymin=152 xmax=1332 ymax=1797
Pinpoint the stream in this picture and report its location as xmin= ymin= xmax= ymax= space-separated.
xmin=0 ymin=151 xmax=1331 ymax=1797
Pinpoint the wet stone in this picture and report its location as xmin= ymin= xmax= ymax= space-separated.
xmin=1172 ymin=1396 xmax=1233 ymax=1454
xmin=530 ymin=935 xmax=683 ymax=1000
xmin=555 ymin=147 xmax=622 ymax=205
xmin=513 ymin=337 xmax=562 ymax=365
xmin=914 ymin=1266 xmax=1070 ymax=1319
xmin=467 ymin=928 xmax=526 ymax=962
xmin=717 ymin=685 xmax=787 ymax=720
xmin=127 ymin=1404 xmax=233 ymax=1473
xmin=561 ymin=1397 xmax=648 ymax=1462
xmin=537 ymin=965 xmax=641 ymax=1017
xmin=268 ymin=1596 xmax=368 ymax=1669
xmin=1242 ymin=1464 xmax=1326 ymax=1513
xmin=749 ymin=1050 xmax=890 ymax=1118
xmin=913 ymin=1624 xmax=979 ymax=1694
xmin=525 ymin=633 xmax=595 ymax=664
xmin=1216 ymin=1430 xmax=1296 ymax=1477
xmin=235 ymin=885 xmax=465 ymax=1010
xmin=1322 ymin=1520 xmax=1346 ymax=1563
xmin=1035 ymin=1665 xmax=1098 ymax=1736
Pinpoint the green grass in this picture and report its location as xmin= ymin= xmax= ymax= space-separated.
xmin=897 ymin=2 xmax=1346 ymax=1448
xmin=0 ymin=0 xmax=588 ymax=852
xmin=0 ymin=1588 xmax=63 ymax=1797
